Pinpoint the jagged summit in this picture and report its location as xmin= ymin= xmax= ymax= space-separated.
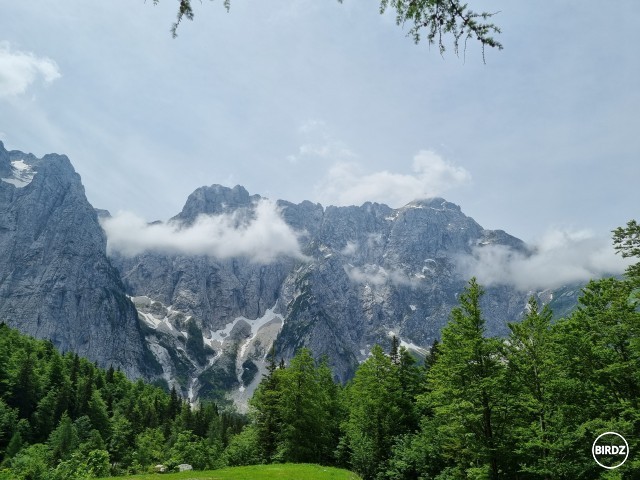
xmin=110 ymin=181 xmax=533 ymax=406
xmin=173 ymin=182 xmax=469 ymax=226
xmin=173 ymin=184 xmax=262 ymax=223
xmin=0 ymin=141 xmax=38 ymax=188
xmin=0 ymin=142 xmax=82 ymax=192
xmin=0 ymin=145 xmax=556 ymax=408
xmin=402 ymin=197 xmax=462 ymax=211
xmin=0 ymin=145 xmax=150 ymax=378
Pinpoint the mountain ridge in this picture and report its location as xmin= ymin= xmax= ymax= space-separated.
xmin=0 ymin=143 xmax=583 ymax=408
xmin=0 ymin=142 xmax=153 ymax=379
xmin=109 ymin=183 xmax=533 ymax=406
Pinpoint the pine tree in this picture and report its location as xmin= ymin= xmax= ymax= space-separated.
xmin=9 ymin=350 xmax=40 ymax=420
xmin=250 ymin=347 xmax=282 ymax=462
xmin=550 ymin=277 xmax=640 ymax=478
xmin=314 ymin=355 xmax=341 ymax=465
xmin=390 ymin=335 xmax=400 ymax=365
xmin=342 ymin=344 xmax=402 ymax=479
xmin=48 ymin=412 xmax=79 ymax=463
xmin=168 ymin=385 xmax=181 ymax=420
xmin=504 ymin=296 xmax=557 ymax=478
xmin=32 ymin=387 xmax=62 ymax=443
xmin=87 ymin=390 xmax=110 ymax=439
xmin=424 ymin=338 xmax=440 ymax=371
xmin=396 ymin=347 xmax=422 ymax=434
xmin=425 ymin=278 xmax=506 ymax=479
xmin=277 ymin=348 xmax=324 ymax=463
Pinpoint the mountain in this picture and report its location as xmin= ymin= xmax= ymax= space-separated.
xmin=0 ymin=143 xmax=579 ymax=408
xmin=0 ymin=141 xmax=153 ymax=378
xmin=109 ymin=184 xmax=535 ymax=407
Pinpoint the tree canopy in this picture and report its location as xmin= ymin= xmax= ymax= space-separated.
xmin=158 ymin=0 xmax=503 ymax=58
xmin=613 ymin=219 xmax=640 ymax=280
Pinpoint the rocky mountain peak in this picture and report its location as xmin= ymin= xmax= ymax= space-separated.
xmin=402 ymin=197 xmax=462 ymax=212
xmin=0 ymin=142 xmax=42 ymax=188
xmin=173 ymin=184 xmax=262 ymax=223
xmin=1 ymin=145 xmax=573 ymax=407
xmin=0 ymin=147 xmax=150 ymax=378
xmin=108 ymin=182 xmax=546 ymax=406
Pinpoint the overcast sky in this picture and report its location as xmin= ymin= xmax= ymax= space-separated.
xmin=1 ymin=0 xmax=639 ymax=247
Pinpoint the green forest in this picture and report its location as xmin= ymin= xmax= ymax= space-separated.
xmin=1 ymin=222 xmax=640 ymax=479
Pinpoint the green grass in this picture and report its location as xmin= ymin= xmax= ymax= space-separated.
xmin=99 ymin=463 xmax=361 ymax=480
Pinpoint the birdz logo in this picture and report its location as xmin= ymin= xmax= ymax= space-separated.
xmin=592 ymin=432 xmax=629 ymax=470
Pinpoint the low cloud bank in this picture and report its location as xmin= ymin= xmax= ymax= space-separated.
xmin=345 ymin=264 xmax=419 ymax=288
xmin=318 ymin=150 xmax=471 ymax=207
xmin=456 ymin=229 xmax=631 ymax=291
xmin=101 ymin=199 xmax=306 ymax=263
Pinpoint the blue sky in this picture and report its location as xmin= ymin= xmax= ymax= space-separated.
xmin=1 ymin=0 xmax=639 ymax=250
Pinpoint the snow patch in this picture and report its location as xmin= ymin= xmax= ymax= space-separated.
xmin=229 ymin=304 xmax=285 ymax=412
xmin=238 ymin=304 xmax=285 ymax=360
xmin=400 ymin=339 xmax=428 ymax=356
xmin=132 ymin=296 xmax=185 ymax=337
xmin=208 ymin=317 xmax=243 ymax=344
xmin=1 ymin=160 xmax=36 ymax=188
xmin=387 ymin=330 xmax=428 ymax=356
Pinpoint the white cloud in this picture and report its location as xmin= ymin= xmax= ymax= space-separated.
xmin=0 ymin=42 xmax=61 ymax=98
xmin=345 ymin=264 xmax=419 ymax=288
xmin=101 ymin=199 xmax=307 ymax=263
xmin=456 ymin=229 xmax=631 ymax=291
xmin=341 ymin=241 xmax=358 ymax=256
xmin=317 ymin=150 xmax=471 ymax=207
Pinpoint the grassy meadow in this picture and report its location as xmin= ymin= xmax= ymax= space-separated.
xmin=99 ymin=463 xmax=361 ymax=480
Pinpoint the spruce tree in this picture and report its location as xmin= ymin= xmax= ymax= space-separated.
xmin=425 ymin=278 xmax=506 ymax=479
xmin=343 ymin=344 xmax=401 ymax=479
xmin=277 ymin=348 xmax=323 ymax=463
xmin=550 ymin=278 xmax=640 ymax=478
xmin=250 ymin=347 xmax=282 ymax=462
xmin=504 ymin=296 xmax=557 ymax=478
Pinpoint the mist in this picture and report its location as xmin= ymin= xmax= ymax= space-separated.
xmin=101 ymin=199 xmax=306 ymax=263
xmin=456 ymin=229 xmax=631 ymax=291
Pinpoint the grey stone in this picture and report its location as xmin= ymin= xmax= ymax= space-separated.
xmin=0 ymin=143 xmax=149 ymax=378
xmin=0 ymin=143 xmax=578 ymax=404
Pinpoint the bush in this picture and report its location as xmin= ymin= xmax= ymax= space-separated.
xmin=222 ymin=425 xmax=262 ymax=467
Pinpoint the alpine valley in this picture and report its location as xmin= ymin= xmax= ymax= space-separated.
xmin=0 ymin=142 xmax=582 ymax=408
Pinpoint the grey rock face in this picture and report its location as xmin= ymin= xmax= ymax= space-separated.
xmin=273 ymin=197 xmax=529 ymax=380
xmin=111 ymin=184 xmax=535 ymax=398
xmin=0 ymin=143 xmax=578 ymax=408
xmin=173 ymin=184 xmax=261 ymax=224
xmin=0 ymin=142 xmax=11 ymax=178
xmin=0 ymin=143 xmax=149 ymax=378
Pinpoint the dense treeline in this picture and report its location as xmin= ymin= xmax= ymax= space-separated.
xmin=240 ymin=225 xmax=640 ymax=479
xmin=2 ymin=223 xmax=640 ymax=479
xmin=0 ymin=326 xmax=247 ymax=479
xmin=243 ymin=276 xmax=640 ymax=479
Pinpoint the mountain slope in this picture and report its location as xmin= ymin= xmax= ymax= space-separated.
xmin=110 ymin=185 xmax=533 ymax=405
xmin=0 ymin=144 xmax=584 ymax=407
xmin=0 ymin=141 xmax=151 ymax=378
